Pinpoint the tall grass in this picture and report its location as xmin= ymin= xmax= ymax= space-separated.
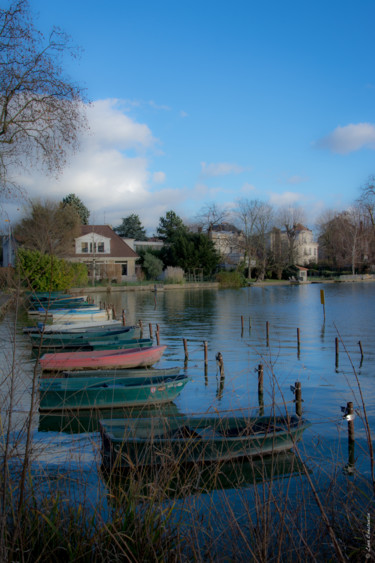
xmin=0 ymin=289 xmax=374 ymax=561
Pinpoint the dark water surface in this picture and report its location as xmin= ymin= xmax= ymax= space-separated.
xmin=2 ymin=282 xmax=375 ymax=515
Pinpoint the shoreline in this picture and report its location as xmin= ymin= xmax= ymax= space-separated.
xmin=69 ymin=276 xmax=375 ymax=294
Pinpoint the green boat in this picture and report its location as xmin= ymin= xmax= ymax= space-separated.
xmin=99 ymin=413 xmax=310 ymax=467
xmin=60 ymin=366 xmax=181 ymax=379
xmin=39 ymin=374 xmax=190 ymax=412
xmin=32 ymin=338 xmax=153 ymax=353
xmin=29 ymin=326 xmax=141 ymax=347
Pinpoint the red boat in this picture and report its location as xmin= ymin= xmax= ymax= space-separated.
xmin=39 ymin=345 xmax=167 ymax=372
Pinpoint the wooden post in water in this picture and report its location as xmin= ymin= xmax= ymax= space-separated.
xmin=257 ymin=364 xmax=264 ymax=416
xmin=266 ymin=321 xmax=270 ymax=346
xmin=295 ymin=381 xmax=302 ymax=416
xmin=216 ymin=352 xmax=224 ymax=376
xmin=358 ymin=341 xmax=364 ymax=361
xmin=241 ymin=315 xmax=244 ymax=336
xmin=297 ymin=328 xmax=301 ymax=357
xmin=346 ymin=401 xmax=355 ymax=472
xmin=149 ymin=323 xmax=153 ymax=339
xmin=139 ymin=319 xmax=143 ymax=338
xmin=320 ymin=289 xmax=326 ymax=322
xmin=335 ymin=337 xmax=339 ymax=367
xmin=249 ymin=317 xmax=252 ymax=331
xmin=156 ymin=324 xmax=160 ymax=345
xmin=183 ymin=338 xmax=188 ymax=361
xmin=122 ymin=310 xmax=126 ymax=326
xmin=111 ymin=305 xmax=116 ymax=320
xmin=204 ymin=341 xmax=208 ymax=365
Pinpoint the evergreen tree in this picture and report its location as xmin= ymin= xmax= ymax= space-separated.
xmin=156 ymin=210 xmax=187 ymax=242
xmin=62 ymin=193 xmax=90 ymax=224
xmin=114 ymin=214 xmax=147 ymax=240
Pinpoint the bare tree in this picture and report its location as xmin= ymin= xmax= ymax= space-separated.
xmin=277 ymin=205 xmax=306 ymax=265
xmin=318 ymin=206 xmax=369 ymax=274
xmin=195 ymin=202 xmax=229 ymax=233
xmin=14 ymin=198 xmax=81 ymax=256
xmin=358 ymin=176 xmax=375 ymax=227
xmin=0 ymin=0 xmax=87 ymax=198
xmin=235 ymin=198 xmax=274 ymax=279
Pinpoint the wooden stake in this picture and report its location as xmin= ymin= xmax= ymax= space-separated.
xmin=347 ymin=401 xmax=355 ymax=470
xmin=266 ymin=321 xmax=269 ymax=346
xmin=216 ymin=352 xmax=224 ymax=376
xmin=295 ymin=381 xmax=302 ymax=417
xmin=149 ymin=323 xmax=153 ymax=339
xmin=183 ymin=338 xmax=188 ymax=361
xmin=122 ymin=309 xmax=126 ymax=326
xmin=156 ymin=324 xmax=160 ymax=345
xmin=257 ymin=364 xmax=264 ymax=416
xmin=139 ymin=319 xmax=143 ymax=338
xmin=335 ymin=337 xmax=339 ymax=367
xmin=204 ymin=341 xmax=208 ymax=364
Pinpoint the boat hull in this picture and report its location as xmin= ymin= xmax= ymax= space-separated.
xmin=29 ymin=326 xmax=142 ymax=347
xmin=100 ymin=414 xmax=310 ymax=467
xmin=39 ymin=345 xmax=167 ymax=372
xmin=39 ymin=375 xmax=190 ymax=411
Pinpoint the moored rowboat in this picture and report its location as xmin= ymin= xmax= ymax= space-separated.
xmin=39 ymin=373 xmax=190 ymax=411
xmin=60 ymin=366 xmax=181 ymax=379
xmin=39 ymin=345 xmax=167 ymax=372
xmin=99 ymin=413 xmax=311 ymax=467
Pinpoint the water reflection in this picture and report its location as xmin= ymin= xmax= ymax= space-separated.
xmin=101 ymin=450 xmax=309 ymax=501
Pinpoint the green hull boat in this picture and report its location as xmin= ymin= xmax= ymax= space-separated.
xmin=29 ymin=326 xmax=141 ymax=347
xmin=60 ymin=367 xmax=181 ymax=379
xmin=32 ymin=338 xmax=153 ymax=353
xmin=100 ymin=414 xmax=310 ymax=467
xmin=39 ymin=374 xmax=190 ymax=412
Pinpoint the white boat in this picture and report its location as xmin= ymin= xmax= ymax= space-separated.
xmin=24 ymin=319 xmax=124 ymax=334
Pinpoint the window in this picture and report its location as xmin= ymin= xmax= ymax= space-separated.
xmin=98 ymin=242 xmax=104 ymax=253
xmin=90 ymin=242 xmax=97 ymax=253
xmin=122 ymin=262 xmax=128 ymax=275
xmin=81 ymin=242 xmax=88 ymax=253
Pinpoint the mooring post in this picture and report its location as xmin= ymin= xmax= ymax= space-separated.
xmin=183 ymin=338 xmax=188 ymax=361
xmin=358 ymin=341 xmax=364 ymax=359
xmin=335 ymin=337 xmax=339 ymax=367
xmin=216 ymin=352 xmax=224 ymax=376
xmin=204 ymin=341 xmax=208 ymax=365
xmin=156 ymin=324 xmax=160 ymax=345
xmin=249 ymin=317 xmax=252 ymax=331
xmin=295 ymin=381 xmax=302 ymax=416
xmin=149 ymin=323 xmax=153 ymax=339
xmin=257 ymin=364 xmax=264 ymax=416
xmin=241 ymin=315 xmax=244 ymax=335
xmin=320 ymin=289 xmax=326 ymax=322
xmin=111 ymin=305 xmax=116 ymax=320
xmin=266 ymin=321 xmax=270 ymax=346
xmin=139 ymin=319 xmax=143 ymax=338
xmin=343 ymin=401 xmax=355 ymax=472
xmin=122 ymin=309 xmax=126 ymax=326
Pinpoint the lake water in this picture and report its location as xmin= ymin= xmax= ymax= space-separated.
xmin=1 ymin=281 xmax=375 ymax=531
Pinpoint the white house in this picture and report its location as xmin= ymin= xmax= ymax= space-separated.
xmin=68 ymin=225 xmax=139 ymax=283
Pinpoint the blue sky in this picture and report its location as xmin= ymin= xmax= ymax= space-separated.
xmin=5 ymin=0 xmax=375 ymax=234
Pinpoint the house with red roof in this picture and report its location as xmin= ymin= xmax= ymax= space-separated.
xmin=68 ymin=225 xmax=139 ymax=283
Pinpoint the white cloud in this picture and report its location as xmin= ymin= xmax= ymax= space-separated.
xmin=240 ymin=182 xmax=256 ymax=193
xmin=269 ymin=191 xmax=304 ymax=206
xmin=201 ymin=162 xmax=245 ymax=177
xmin=286 ymin=175 xmax=309 ymax=185
xmin=316 ymin=123 xmax=375 ymax=154
xmin=152 ymin=171 xmax=166 ymax=184
xmin=9 ymin=99 xmax=176 ymax=231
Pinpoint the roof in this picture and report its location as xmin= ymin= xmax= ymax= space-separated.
xmin=73 ymin=225 xmax=139 ymax=259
